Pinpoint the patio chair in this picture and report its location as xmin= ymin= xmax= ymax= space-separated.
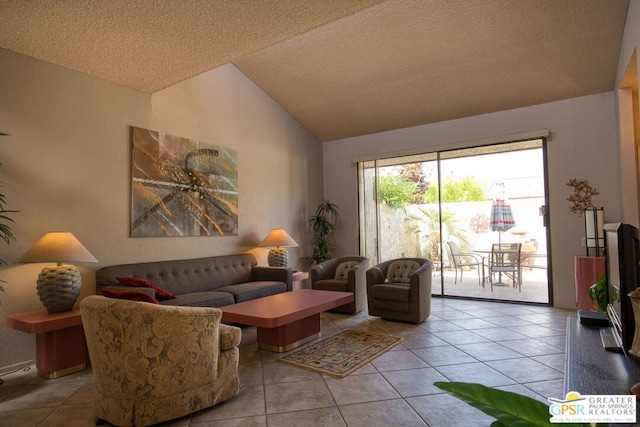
xmin=486 ymin=243 xmax=522 ymax=291
xmin=446 ymin=241 xmax=484 ymax=286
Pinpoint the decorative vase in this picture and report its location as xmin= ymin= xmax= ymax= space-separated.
xmin=267 ymin=247 xmax=288 ymax=267
xmin=36 ymin=265 xmax=82 ymax=313
xmin=628 ymin=290 xmax=640 ymax=359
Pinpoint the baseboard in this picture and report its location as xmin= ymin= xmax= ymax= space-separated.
xmin=0 ymin=360 xmax=33 ymax=376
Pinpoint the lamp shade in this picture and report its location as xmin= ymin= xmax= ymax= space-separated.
xmin=259 ymin=229 xmax=299 ymax=248
xmin=259 ymin=229 xmax=298 ymax=267
xmin=22 ymin=232 xmax=97 ymax=313
xmin=22 ymin=232 xmax=98 ymax=264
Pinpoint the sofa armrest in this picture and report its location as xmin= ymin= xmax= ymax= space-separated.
xmin=408 ymin=261 xmax=433 ymax=299
xmin=219 ymin=323 xmax=242 ymax=350
xmin=348 ymin=263 xmax=368 ymax=290
xmin=366 ymin=266 xmax=386 ymax=287
xmin=412 ymin=260 xmax=433 ymax=278
xmin=253 ymin=266 xmax=294 ymax=291
xmin=310 ymin=258 xmax=339 ymax=282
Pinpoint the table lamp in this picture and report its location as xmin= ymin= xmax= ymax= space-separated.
xmin=22 ymin=231 xmax=98 ymax=313
xmin=259 ymin=228 xmax=298 ymax=267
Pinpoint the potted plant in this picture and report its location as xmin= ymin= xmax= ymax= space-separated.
xmin=435 ymin=381 xmax=607 ymax=426
xmin=589 ymin=273 xmax=617 ymax=313
xmin=307 ymin=200 xmax=339 ymax=265
xmin=0 ymin=158 xmax=17 ymax=296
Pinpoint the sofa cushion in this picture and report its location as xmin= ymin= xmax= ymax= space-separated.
xmin=334 ymin=261 xmax=358 ymax=279
xmin=116 ymin=276 xmax=176 ymax=300
xmin=160 ymin=291 xmax=235 ymax=308
xmin=370 ymin=283 xmax=411 ymax=302
xmin=216 ymin=281 xmax=287 ymax=303
xmin=385 ymin=260 xmax=420 ymax=284
xmin=314 ymin=279 xmax=348 ymax=292
xmin=101 ymin=289 xmax=160 ymax=304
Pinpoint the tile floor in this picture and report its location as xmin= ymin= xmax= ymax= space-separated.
xmin=0 ymin=298 xmax=572 ymax=426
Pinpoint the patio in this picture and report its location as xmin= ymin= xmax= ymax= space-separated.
xmin=432 ymin=265 xmax=550 ymax=304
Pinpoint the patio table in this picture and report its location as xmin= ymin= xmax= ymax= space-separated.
xmin=473 ymin=247 xmax=528 ymax=287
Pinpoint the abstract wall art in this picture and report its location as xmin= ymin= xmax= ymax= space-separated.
xmin=131 ymin=127 xmax=238 ymax=237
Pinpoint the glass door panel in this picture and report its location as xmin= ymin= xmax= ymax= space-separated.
xmin=437 ymin=144 xmax=548 ymax=303
xmin=357 ymin=139 xmax=550 ymax=304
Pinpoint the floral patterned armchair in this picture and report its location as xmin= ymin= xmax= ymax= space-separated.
xmin=80 ymin=295 xmax=241 ymax=427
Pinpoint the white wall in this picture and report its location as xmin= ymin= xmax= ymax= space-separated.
xmin=0 ymin=49 xmax=323 ymax=369
xmin=148 ymin=65 xmax=323 ymax=256
xmin=323 ymin=93 xmax=620 ymax=309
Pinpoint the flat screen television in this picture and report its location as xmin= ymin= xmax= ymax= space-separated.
xmin=603 ymin=222 xmax=640 ymax=355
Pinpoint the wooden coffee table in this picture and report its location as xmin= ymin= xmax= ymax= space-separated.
xmin=221 ymin=289 xmax=353 ymax=352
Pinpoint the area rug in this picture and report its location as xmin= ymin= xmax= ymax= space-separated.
xmin=278 ymin=329 xmax=404 ymax=377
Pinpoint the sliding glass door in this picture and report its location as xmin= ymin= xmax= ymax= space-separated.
xmin=358 ymin=139 xmax=551 ymax=304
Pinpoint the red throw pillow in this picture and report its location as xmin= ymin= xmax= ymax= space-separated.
xmin=115 ymin=276 xmax=176 ymax=301
xmin=101 ymin=289 xmax=160 ymax=304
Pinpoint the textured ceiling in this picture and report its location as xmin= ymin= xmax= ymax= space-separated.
xmin=0 ymin=0 xmax=630 ymax=142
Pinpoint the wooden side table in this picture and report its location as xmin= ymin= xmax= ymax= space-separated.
xmin=292 ymin=271 xmax=309 ymax=289
xmin=6 ymin=307 xmax=88 ymax=379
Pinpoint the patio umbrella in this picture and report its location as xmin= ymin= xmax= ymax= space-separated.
xmin=488 ymin=183 xmax=516 ymax=287
xmin=489 ymin=183 xmax=516 ymax=244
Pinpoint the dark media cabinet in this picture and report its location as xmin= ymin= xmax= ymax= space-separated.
xmin=565 ymin=316 xmax=640 ymax=396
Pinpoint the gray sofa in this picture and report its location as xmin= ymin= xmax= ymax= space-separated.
xmin=95 ymin=253 xmax=293 ymax=308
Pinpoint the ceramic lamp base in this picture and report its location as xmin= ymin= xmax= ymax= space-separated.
xmin=36 ymin=265 xmax=82 ymax=313
xmin=268 ymin=247 xmax=288 ymax=267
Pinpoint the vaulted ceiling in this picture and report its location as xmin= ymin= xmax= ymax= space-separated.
xmin=0 ymin=1 xmax=630 ymax=141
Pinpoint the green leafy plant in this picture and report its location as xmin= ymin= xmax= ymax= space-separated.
xmin=589 ymin=273 xmax=617 ymax=313
xmin=0 ymin=158 xmax=17 ymax=294
xmin=307 ymin=200 xmax=339 ymax=265
xmin=398 ymin=162 xmax=430 ymax=203
xmin=424 ymin=175 xmax=487 ymax=203
xmin=434 ymin=382 xmax=605 ymax=427
xmin=378 ymin=174 xmax=418 ymax=210
xmin=406 ymin=207 xmax=469 ymax=262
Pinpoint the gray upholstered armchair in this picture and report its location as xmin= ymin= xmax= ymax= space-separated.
xmin=80 ymin=295 xmax=241 ymax=427
xmin=366 ymin=258 xmax=433 ymax=323
xmin=310 ymin=256 xmax=369 ymax=313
